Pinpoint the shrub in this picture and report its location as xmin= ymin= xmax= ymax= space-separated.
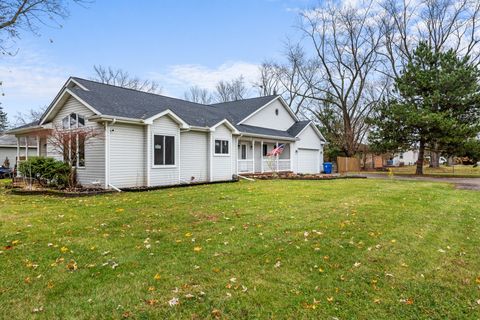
xmin=18 ymin=157 xmax=72 ymax=189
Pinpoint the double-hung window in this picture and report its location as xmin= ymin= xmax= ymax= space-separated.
xmin=154 ymin=135 xmax=175 ymax=165
xmin=61 ymin=113 xmax=86 ymax=167
xmin=214 ymin=139 xmax=229 ymax=155
xmin=240 ymin=144 xmax=247 ymax=160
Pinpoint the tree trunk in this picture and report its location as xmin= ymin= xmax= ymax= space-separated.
xmin=416 ymin=140 xmax=425 ymax=175
xmin=429 ymin=146 xmax=440 ymax=168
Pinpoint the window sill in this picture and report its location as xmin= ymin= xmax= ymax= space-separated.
xmin=152 ymin=165 xmax=177 ymax=169
xmin=213 ymin=154 xmax=230 ymax=157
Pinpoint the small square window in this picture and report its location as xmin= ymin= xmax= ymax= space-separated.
xmin=153 ymin=135 xmax=175 ymax=166
xmin=214 ymin=140 xmax=229 ymax=154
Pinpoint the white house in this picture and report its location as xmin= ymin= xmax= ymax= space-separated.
xmin=9 ymin=77 xmax=326 ymax=189
xmin=0 ymin=134 xmax=37 ymax=167
xmin=392 ymin=150 xmax=419 ymax=166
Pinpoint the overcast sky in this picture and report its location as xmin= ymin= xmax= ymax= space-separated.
xmin=0 ymin=0 xmax=316 ymax=120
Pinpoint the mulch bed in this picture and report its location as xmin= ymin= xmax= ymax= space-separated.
xmin=240 ymin=172 xmax=367 ymax=180
xmin=9 ymin=187 xmax=115 ymax=197
xmin=121 ymin=178 xmax=239 ymax=192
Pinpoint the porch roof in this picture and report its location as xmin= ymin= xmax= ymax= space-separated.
xmin=236 ymin=124 xmax=297 ymax=141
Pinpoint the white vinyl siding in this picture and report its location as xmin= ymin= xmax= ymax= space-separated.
xmin=0 ymin=147 xmax=37 ymax=165
xmin=46 ymin=96 xmax=105 ymax=187
xmin=211 ymin=124 xmax=233 ymax=181
xmin=150 ymin=116 xmax=180 ymax=186
xmin=109 ymin=123 xmax=145 ymax=188
xmin=293 ymin=125 xmax=324 ymax=174
xmin=180 ymin=131 xmax=208 ymax=183
xmin=242 ymin=100 xmax=296 ymax=131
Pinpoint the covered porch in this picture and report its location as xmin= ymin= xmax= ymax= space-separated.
xmin=8 ymin=124 xmax=50 ymax=172
xmin=237 ymin=138 xmax=292 ymax=174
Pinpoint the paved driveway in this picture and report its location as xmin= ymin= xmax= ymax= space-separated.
xmin=357 ymin=173 xmax=480 ymax=191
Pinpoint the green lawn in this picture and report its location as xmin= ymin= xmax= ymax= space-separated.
xmin=370 ymin=165 xmax=480 ymax=177
xmin=0 ymin=179 xmax=479 ymax=319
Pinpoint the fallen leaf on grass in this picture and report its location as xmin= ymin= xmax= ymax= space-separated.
xmin=211 ymin=309 xmax=222 ymax=318
xmin=154 ymin=273 xmax=161 ymax=280
xmin=66 ymin=260 xmax=78 ymax=271
xmin=60 ymin=246 xmax=69 ymax=253
xmin=168 ymin=297 xmax=179 ymax=307
xmin=193 ymin=246 xmax=202 ymax=252
xmin=145 ymin=299 xmax=158 ymax=306
xmin=32 ymin=306 xmax=44 ymax=313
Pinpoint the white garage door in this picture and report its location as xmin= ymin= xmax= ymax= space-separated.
xmin=297 ymin=149 xmax=319 ymax=173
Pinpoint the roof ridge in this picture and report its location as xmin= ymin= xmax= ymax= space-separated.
xmin=71 ymin=76 xmax=219 ymax=109
xmin=210 ymin=94 xmax=279 ymax=106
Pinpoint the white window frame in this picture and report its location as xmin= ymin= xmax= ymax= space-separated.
xmin=152 ymin=133 xmax=176 ymax=168
xmin=240 ymin=143 xmax=247 ymax=160
xmin=61 ymin=113 xmax=86 ymax=168
xmin=213 ymin=139 xmax=230 ymax=156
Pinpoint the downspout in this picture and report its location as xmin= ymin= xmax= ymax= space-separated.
xmin=105 ymin=118 xmax=121 ymax=191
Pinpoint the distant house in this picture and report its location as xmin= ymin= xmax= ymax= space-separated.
xmin=392 ymin=150 xmax=418 ymax=166
xmin=0 ymin=134 xmax=37 ymax=167
xmin=8 ymin=77 xmax=326 ymax=189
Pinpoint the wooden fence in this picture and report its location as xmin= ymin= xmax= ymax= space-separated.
xmin=337 ymin=156 xmax=361 ymax=173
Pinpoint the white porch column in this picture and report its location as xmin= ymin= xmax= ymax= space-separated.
xmin=16 ymin=137 xmax=20 ymax=177
xmin=252 ymin=139 xmax=255 ymax=173
xmin=261 ymin=141 xmax=264 ymax=173
xmin=36 ymin=136 xmax=40 ymax=156
xmin=289 ymin=142 xmax=293 ymax=172
xmin=276 ymin=141 xmax=279 ymax=171
xmin=25 ymin=137 xmax=28 ymax=160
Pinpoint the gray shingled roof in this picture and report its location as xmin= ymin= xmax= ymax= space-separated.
xmin=236 ymin=124 xmax=295 ymax=138
xmin=71 ymin=78 xmax=227 ymax=127
xmin=12 ymin=77 xmax=318 ymax=141
xmin=0 ymin=134 xmax=37 ymax=147
xmin=287 ymin=120 xmax=311 ymax=137
xmin=210 ymin=95 xmax=279 ymax=124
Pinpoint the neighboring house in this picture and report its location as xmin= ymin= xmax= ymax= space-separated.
xmin=0 ymin=134 xmax=37 ymax=167
xmin=9 ymin=77 xmax=326 ymax=189
xmin=392 ymin=150 xmax=418 ymax=166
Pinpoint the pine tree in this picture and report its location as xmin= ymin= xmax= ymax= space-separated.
xmin=369 ymin=42 xmax=480 ymax=175
xmin=0 ymin=105 xmax=8 ymax=133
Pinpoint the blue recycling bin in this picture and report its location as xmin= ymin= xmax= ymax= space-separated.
xmin=323 ymin=162 xmax=332 ymax=174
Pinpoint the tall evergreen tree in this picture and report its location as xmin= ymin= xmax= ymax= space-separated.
xmin=0 ymin=105 xmax=8 ymax=133
xmin=369 ymin=42 xmax=480 ymax=175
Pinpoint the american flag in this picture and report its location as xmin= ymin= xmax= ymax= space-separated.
xmin=267 ymin=144 xmax=285 ymax=156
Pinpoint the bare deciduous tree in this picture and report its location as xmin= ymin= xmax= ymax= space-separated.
xmin=297 ymin=0 xmax=386 ymax=157
xmin=183 ymin=86 xmax=213 ymax=104
xmin=91 ymin=65 xmax=162 ymax=94
xmin=0 ymin=0 xmax=85 ymax=54
xmin=14 ymin=105 xmax=47 ymax=126
xmin=215 ymin=76 xmax=248 ymax=102
xmin=45 ymin=124 xmax=103 ymax=186
xmin=254 ymin=61 xmax=281 ymax=96
xmin=380 ymin=0 xmax=480 ymax=79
